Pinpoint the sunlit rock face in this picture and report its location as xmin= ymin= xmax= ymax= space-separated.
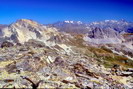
xmin=0 ymin=19 xmax=62 ymax=46
xmin=1 ymin=19 xmax=45 ymax=43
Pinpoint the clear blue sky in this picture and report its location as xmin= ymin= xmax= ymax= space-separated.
xmin=0 ymin=0 xmax=133 ymax=24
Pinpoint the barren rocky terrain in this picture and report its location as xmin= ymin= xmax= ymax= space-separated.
xmin=0 ymin=19 xmax=133 ymax=88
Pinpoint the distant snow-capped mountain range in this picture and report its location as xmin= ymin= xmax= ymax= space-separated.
xmin=50 ymin=19 xmax=133 ymax=33
xmin=0 ymin=19 xmax=132 ymax=45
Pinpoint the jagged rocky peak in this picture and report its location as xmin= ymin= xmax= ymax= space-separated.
xmin=0 ymin=19 xmax=71 ymax=46
xmin=16 ymin=19 xmax=37 ymax=24
xmin=88 ymin=27 xmax=121 ymax=38
xmin=0 ymin=19 xmax=59 ymax=44
xmin=11 ymin=19 xmax=44 ymax=28
xmin=84 ymin=27 xmax=124 ymax=44
xmin=0 ymin=19 xmax=40 ymax=43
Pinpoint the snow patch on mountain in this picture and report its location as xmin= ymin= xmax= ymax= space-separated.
xmin=64 ymin=21 xmax=74 ymax=24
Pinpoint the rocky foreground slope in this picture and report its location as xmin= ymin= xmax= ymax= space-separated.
xmin=0 ymin=19 xmax=133 ymax=88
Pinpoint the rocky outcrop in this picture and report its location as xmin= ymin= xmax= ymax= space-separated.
xmin=0 ymin=19 xmax=59 ymax=44
xmin=84 ymin=27 xmax=123 ymax=44
xmin=24 ymin=39 xmax=46 ymax=47
xmin=1 ymin=41 xmax=14 ymax=48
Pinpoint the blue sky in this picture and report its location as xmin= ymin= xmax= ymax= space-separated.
xmin=0 ymin=0 xmax=133 ymax=24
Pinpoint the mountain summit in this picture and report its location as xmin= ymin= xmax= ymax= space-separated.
xmin=0 ymin=19 xmax=60 ymax=44
xmin=15 ymin=19 xmax=40 ymax=27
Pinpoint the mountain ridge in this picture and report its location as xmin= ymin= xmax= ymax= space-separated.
xmin=0 ymin=19 xmax=133 ymax=45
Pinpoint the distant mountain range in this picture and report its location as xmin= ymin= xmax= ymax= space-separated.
xmin=50 ymin=19 xmax=133 ymax=33
xmin=0 ymin=19 xmax=133 ymax=45
xmin=0 ymin=24 xmax=8 ymax=31
xmin=88 ymin=20 xmax=133 ymax=33
xmin=47 ymin=20 xmax=132 ymax=44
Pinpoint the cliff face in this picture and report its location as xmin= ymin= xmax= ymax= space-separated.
xmin=1 ymin=19 xmax=46 ymax=43
xmin=84 ymin=27 xmax=124 ymax=44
